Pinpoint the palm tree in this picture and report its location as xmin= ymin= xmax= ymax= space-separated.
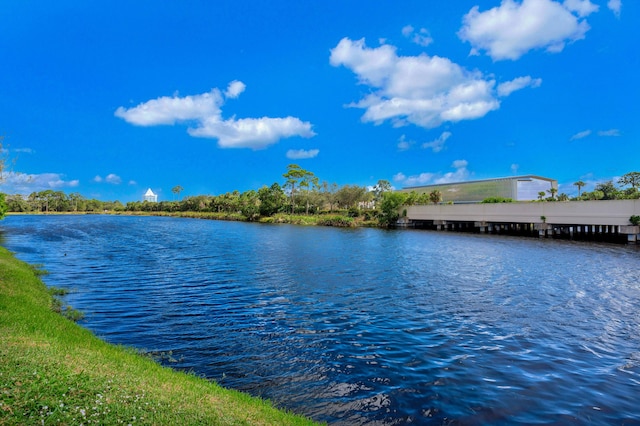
xmin=573 ymin=180 xmax=585 ymax=197
xmin=547 ymin=187 xmax=558 ymax=200
xmin=429 ymin=190 xmax=442 ymax=205
xmin=171 ymin=185 xmax=184 ymax=201
xmin=538 ymin=191 xmax=546 ymax=201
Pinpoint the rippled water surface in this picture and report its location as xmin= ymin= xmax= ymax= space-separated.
xmin=2 ymin=215 xmax=640 ymax=424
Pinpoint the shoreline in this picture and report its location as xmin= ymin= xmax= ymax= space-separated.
xmin=0 ymin=245 xmax=319 ymax=425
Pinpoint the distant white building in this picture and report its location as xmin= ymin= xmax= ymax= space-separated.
xmin=143 ymin=188 xmax=158 ymax=202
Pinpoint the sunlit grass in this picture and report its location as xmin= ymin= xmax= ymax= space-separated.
xmin=0 ymin=246 xmax=320 ymax=425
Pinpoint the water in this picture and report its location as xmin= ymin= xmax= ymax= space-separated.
xmin=2 ymin=214 xmax=640 ymax=425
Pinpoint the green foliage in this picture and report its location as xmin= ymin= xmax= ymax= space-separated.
xmin=618 ymin=172 xmax=640 ymax=190
xmin=630 ymin=215 xmax=640 ymax=226
xmin=48 ymin=286 xmax=69 ymax=296
xmin=573 ymin=180 xmax=586 ymax=197
xmin=378 ymin=192 xmax=408 ymax=227
xmin=258 ymin=183 xmax=287 ymax=216
xmin=316 ymin=215 xmax=355 ymax=227
xmin=428 ymin=190 xmax=442 ymax=205
xmin=347 ymin=206 xmax=360 ymax=217
xmin=0 ymin=192 xmax=7 ymax=220
xmin=29 ymin=263 xmax=49 ymax=276
xmin=335 ymin=185 xmax=367 ymax=209
xmin=594 ymin=180 xmax=620 ymax=200
xmin=283 ymin=164 xmax=318 ymax=214
xmin=372 ymin=179 xmax=392 ymax=202
xmin=171 ymin=185 xmax=184 ymax=200
xmin=481 ymin=197 xmax=514 ymax=203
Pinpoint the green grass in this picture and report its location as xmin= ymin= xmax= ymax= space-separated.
xmin=0 ymin=246 xmax=320 ymax=425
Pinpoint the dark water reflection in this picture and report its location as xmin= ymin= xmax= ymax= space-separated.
xmin=2 ymin=215 xmax=640 ymax=425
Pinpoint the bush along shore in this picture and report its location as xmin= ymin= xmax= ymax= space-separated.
xmin=0 ymin=246 xmax=319 ymax=425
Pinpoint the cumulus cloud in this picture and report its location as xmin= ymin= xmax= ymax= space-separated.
xmin=402 ymin=25 xmax=434 ymax=46
xmin=224 ymin=80 xmax=246 ymax=98
xmin=0 ymin=171 xmax=79 ymax=194
xmin=115 ymin=82 xmax=315 ymax=150
xmin=286 ymin=149 xmax=320 ymax=159
xmin=393 ymin=172 xmax=406 ymax=182
xmin=497 ymin=76 xmax=543 ymax=96
xmin=393 ymin=160 xmax=470 ymax=187
xmin=458 ymin=0 xmax=596 ymax=61
xmin=608 ymin=0 xmax=621 ymax=17
xmin=422 ymin=131 xmax=452 ymax=152
xmin=436 ymin=160 xmax=470 ymax=184
xmin=330 ymin=37 xmax=537 ymax=129
xmin=115 ymin=90 xmax=222 ymax=126
xmin=105 ymin=173 xmax=122 ymax=184
xmin=563 ymin=0 xmax=599 ymax=17
xmin=94 ymin=173 xmax=122 ymax=184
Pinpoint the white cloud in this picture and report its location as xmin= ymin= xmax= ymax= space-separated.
xmin=396 ymin=172 xmax=436 ymax=186
xmin=93 ymin=175 xmax=103 ymax=183
xmin=458 ymin=0 xmax=595 ymax=61
xmin=105 ymin=173 xmax=122 ymax=184
xmin=497 ymin=76 xmax=542 ymax=96
xmin=570 ymin=129 xmax=592 ymax=140
xmin=0 ymin=171 xmax=79 ymax=194
xmin=224 ymin=80 xmax=246 ymax=99
xmin=115 ymin=83 xmax=315 ymax=150
xmin=422 ymin=131 xmax=452 ymax=152
xmin=608 ymin=0 xmax=621 ymax=17
xmin=397 ymin=135 xmax=413 ymax=151
xmin=394 ymin=160 xmax=470 ymax=187
xmin=563 ymin=0 xmax=599 ymax=17
xmin=598 ymin=129 xmax=621 ymax=137
xmin=13 ymin=147 xmax=34 ymax=154
xmin=115 ymin=89 xmax=223 ymax=126
xmin=402 ymin=25 xmax=434 ymax=47
xmin=189 ymin=116 xmax=315 ymax=149
xmin=511 ymin=163 xmax=519 ymax=174
xmin=436 ymin=160 xmax=470 ymax=184
xmin=286 ymin=149 xmax=320 ymax=159
xmin=393 ymin=172 xmax=407 ymax=182
xmin=128 ymin=180 xmax=137 ymax=185
xmin=330 ymin=37 xmax=520 ymax=129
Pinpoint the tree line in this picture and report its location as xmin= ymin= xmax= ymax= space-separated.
xmin=1 ymin=159 xmax=639 ymax=226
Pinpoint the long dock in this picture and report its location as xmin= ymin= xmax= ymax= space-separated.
xmin=399 ymin=200 xmax=640 ymax=244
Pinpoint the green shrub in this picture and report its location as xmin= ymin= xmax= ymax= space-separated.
xmin=630 ymin=215 xmax=640 ymax=226
xmin=347 ymin=206 xmax=360 ymax=217
xmin=317 ymin=215 xmax=354 ymax=227
xmin=481 ymin=197 xmax=514 ymax=203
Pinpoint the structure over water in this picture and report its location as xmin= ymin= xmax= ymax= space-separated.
xmin=401 ymin=175 xmax=557 ymax=203
xmin=143 ymin=188 xmax=158 ymax=203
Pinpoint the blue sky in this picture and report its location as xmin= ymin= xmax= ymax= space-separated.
xmin=1 ymin=0 xmax=636 ymax=202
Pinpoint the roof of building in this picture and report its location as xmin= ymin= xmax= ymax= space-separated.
xmin=144 ymin=188 xmax=156 ymax=196
xmin=402 ymin=175 xmax=556 ymax=191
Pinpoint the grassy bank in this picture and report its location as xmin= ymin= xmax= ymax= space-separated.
xmin=0 ymin=246 xmax=319 ymax=425
xmin=109 ymin=210 xmax=380 ymax=227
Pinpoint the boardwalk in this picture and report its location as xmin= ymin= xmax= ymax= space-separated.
xmin=400 ymin=200 xmax=640 ymax=244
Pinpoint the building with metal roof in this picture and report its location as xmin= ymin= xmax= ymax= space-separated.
xmin=400 ymin=175 xmax=557 ymax=203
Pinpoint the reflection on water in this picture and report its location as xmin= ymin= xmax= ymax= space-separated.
xmin=2 ymin=214 xmax=640 ymax=425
